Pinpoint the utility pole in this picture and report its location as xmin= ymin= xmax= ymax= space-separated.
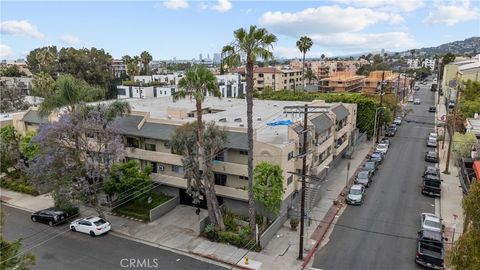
xmin=284 ymin=104 xmax=329 ymax=260
xmin=402 ymin=73 xmax=407 ymax=103
xmin=444 ymin=72 xmax=461 ymax=174
xmin=376 ymin=71 xmax=385 ymax=143
xmin=396 ymin=73 xmax=400 ymax=103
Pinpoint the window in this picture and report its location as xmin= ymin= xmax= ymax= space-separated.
xmin=172 ymin=165 xmax=184 ymax=174
xmin=126 ymin=137 xmax=140 ymax=148
xmin=288 ymin=151 xmax=294 ymax=160
xmin=145 ymin=143 xmax=156 ymax=151
xmin=287 ymin=175 xmax=293 ymax=185
xmin=240 ymin=176 xmax=248 ymax=180
xmin=239 ymin=150 xmax=248 ymax=155
xmin=214 ymin=173 xmax=227 ymax=186
xmin=150 ymin=162 xmax=158 ymax=173
xmin=214 ymin=151 xmax=225 ymax=161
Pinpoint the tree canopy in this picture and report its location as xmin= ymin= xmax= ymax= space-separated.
xmin=253 ymin=162 xmax=284 ymax=214
xmin=0 ymin=65 xmax=27 ymax=77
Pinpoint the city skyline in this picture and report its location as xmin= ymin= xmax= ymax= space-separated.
xmin=1 ymin=1 xmax=479 ymax=61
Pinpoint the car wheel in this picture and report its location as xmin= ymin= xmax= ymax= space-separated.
xmin=31 ymin=216 xmax=37 ymax=222
xmin=70 ymin=226 xmax=76 ymax=232
xmin=48 ymin=220 xmax=54 ymax=226
xmin=89 ymin=231 xmax=96 ymax=237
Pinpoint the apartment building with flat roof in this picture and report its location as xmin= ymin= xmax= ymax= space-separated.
xmin=233 ymin=67 xmax=303 ymax=91
xmin=362 ymin=70 xmax=399 ymax=95
xmin=318 ymin=72 xmax=365 ymax=93
xmin=12 ymin=97 xmax=357 ymax=218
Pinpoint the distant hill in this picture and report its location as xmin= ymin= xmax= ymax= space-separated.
xmin=404 ymin=37 xmax=480 ymax=56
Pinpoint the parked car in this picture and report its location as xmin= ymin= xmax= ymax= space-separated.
xmin=415 ymin=230 xmax=445 ymax=269
xmin=369 ymin=152 xmax=383 ymax=164
xmin=448 ymin=100 xmax=455 ymax=109
xmin=424 ymin=166 xmax=440 ymax=178
xmin=414 ymin=98 xmax=421 ymax=104
xmin=31 ymin=208 xmax=68 ymax=226
xmin=355 ymin=171 xmax=373 ymax=187
xmin=393 ymin=117 xmax=402 ymax=125
xmin=427 ymin=137 xmax=437 ymax=148
xmin=429 ymin=133 xmax=438 ymax=140
xmin=421 ymin=213 xmax=442 ymax=233
xmin=425 ymin=151 xmax=439 ymax=163
xmin=70 ymin=216 xmax=111 ymax=236
xmin=361 ymin=161 xmax=378 ymax=175
xmin=376 ymin=143 xmax=389 ymax=155
xmin=429 ymin=106 xmax=436 ymax=112
xmin=386 ymin=127 xmax=396 ymax=137
xmin=422 ymin=175 xmax=442 ymax=197
xmin=408 ymin=96 xmax=414 ymax=102
xmin=380 ymin=138 xmax=391 ymax=148
xmin=346 ymin=184 xmax=366 ymax=205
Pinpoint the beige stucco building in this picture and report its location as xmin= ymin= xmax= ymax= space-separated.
xmin=319 ymin=72 xmax=365 ymax=92
xmin=441 ymin=55 xmax=480 ymax=100
xmin=233 ymin=67 xmax=303 ymax=92
xmin=12 ymin=97 xmax=357 ymax=216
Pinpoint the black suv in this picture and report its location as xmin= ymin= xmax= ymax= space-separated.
xmin=415 ymin=230 xmax=445 ymax=269
xmin=422 ymin=175 xmax=442 ymax=197
xmin=425 ymin=151 xmax=439 ymax=163
xmin=31 ymin=208 xmax=68 ymax=226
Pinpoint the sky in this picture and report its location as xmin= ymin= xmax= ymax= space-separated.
xmin=1 ymin=0 xmax=479 ymax=61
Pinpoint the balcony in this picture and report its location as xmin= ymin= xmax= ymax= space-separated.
xmin=125 ymin=147 xmax=183 ymax=165
xmin=151 ymin=173 xmax=248 ymax=201
xmin=212 ymin=160 xmax=248 ymax=177
xmin=335 ymin=124 xmax=349 ymax=139
xmin=333 ymin=138 xmax=348 ymax=156
xmin=316 ymin=136 xmax=333 ymax=154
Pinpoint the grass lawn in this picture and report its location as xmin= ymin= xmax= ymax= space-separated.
xmin=113 ymin=193 xmax=172 ymax=222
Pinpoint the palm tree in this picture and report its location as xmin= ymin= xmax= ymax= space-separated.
xmin=222 ymin=25 xmax=277 ymax=235
xmin=172 ymin=65 xmax=225 ymax=230
xmin=39 ymin=74 xmax=105 ymax=115
xmin=296 ymin=36 xmax=313 ymax=93
xmin=140 ymin=51 xmax=153 ymax=75
xmin=304 ymin=69 xmax=317 ymax=85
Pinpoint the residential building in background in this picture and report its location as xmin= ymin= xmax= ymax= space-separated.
xmin=362 ymin=70 xmax=400 ymax=95
xmin=213 ymin=53 xmax=221 ymax=64
xmin=407 ymin=58 xmax=419 ymax=69
xmin=12 ymin=97 xmax=357 ymax=220
xmin=233 ymin=67 xmax=303 ymax=91
xmin=112 ymin=59 xmax=126 ymax=78
xmin=318 ymin=72 xmax=365 ymax=93
xmin=422 ymin=58 xmax=436 ymax=71
xmin=441 ymin=55 xmax=480 ymax=100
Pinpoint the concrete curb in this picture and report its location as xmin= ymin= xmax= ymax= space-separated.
xmin=0 ymin=200 xmax=35 ymax=213
xmin=109 ymin=229 xmax=236 ymax=270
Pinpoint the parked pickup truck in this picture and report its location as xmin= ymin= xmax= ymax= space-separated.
xmin=415 ymin=230 xmax=445 ymax=270
xmin=422 ymin=175 xmax=442 ymax=197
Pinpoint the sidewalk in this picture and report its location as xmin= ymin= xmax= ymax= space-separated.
xmin=0 ymin=140 xmax=372 ymax=270
xmin=436 ymin=93 xmax=464 ymax=247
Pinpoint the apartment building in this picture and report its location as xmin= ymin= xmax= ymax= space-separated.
xmin=117 ymin=73 xmax=245 ymax=99
xmin=112 ymin=59 xmax=126 ymax=78
xmin=318 ymin=72 xmax=365 ymax=93
xmin=233 ymin=67 xmax=303 ymax=91
xmin=422 ymin=59 xmax=436 ymax=71
xmin=12 ymin=97 xmax=357 ymax=218
xmin=407 ymin=59 xmax=419 ymax=69
xmin=362 ymin=70 xmax=399 ymax=95
xmin=442 ymin=55 xmax=480 ymax=100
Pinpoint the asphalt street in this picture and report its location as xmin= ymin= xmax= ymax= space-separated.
xmin=313 ymin=80 xmax=437 ymax=270
xmin=1 ymin=204 xmax=226 ymax=270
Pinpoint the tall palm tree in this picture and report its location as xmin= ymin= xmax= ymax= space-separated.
xmin=222 ymin=25 xmax=277 ymax=235
xmin=140 ymin=51 xmax=153 ymax=75
xmin=304 ymin=69 xmax=317 ymax=85
xmin=172 ymin=65 xmax=225 ymax=230
xmin=296 ymin=36 xmax=313 ymax=93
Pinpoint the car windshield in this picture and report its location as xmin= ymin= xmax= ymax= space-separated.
xmin=93 ymin=219 xmax=107 ymax=226
xmin=364 ymin=162 xmax=375 ymax=169
xmin=377 ymin=145 xmax=387 ymax=149
xmin=350 ymin=188 xmax=362 ymax=195
xmin=372 ymin=153 xmax=381 ymax=158
xmin=425 ymin=220 xmax=441 ymax=229
xmin=358 ymin=171 xmax=369 ymax=178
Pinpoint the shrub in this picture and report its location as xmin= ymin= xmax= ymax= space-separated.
xmin=290 ymin=218 xmax=299 ymax=231
xmin=204 ymin=224 xmax=218 ymax=241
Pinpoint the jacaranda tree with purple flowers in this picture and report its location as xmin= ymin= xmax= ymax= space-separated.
xmin=28 ymin=101 xmax=130 ymax=217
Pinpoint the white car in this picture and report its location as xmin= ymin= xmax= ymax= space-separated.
xmin=393 ymin=117 xmax=402 ymax=125
xmin=70 ymin=216 xmax=111 ymax=236
xmin=376 ymin=143 xmax=388 ymax=154
xmin=408 ymin=96 xmax=414 ymax=102
xmin=427 ymin=137 xmax=437 ymax=147
xmin=429 ymin=133 xmax=438 ymax=140
xmin=414 ymin=98 xmax=421 ymax=104
xmin=421 ymin=213 xmax=442 ymax=232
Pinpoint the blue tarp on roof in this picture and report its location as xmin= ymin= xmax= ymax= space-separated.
xmin=266 ymin=119 xmax=294 ymax=126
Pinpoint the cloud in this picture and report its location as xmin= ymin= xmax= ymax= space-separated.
xmin=260 ymin=6 xmax=403 ymax=36
xmin=60 ymin=34 xmax=80 ymax=46
xmin=162 ymin=0 xmax=189 ymax=10
xmin=273 ymin=46 xmax=332 ymax=59
xmin=311 ymin=32 xmax=419 ymax=52
xmin=0 ymin=44 xmax=14 ymax=58
xmin=211 ymin=0 xmax=232 ymax=12
xmin=424 ymin=0 xmax=479 ymax=26
xmin=198 ymin=0 xmax=232 ymax=12
xmin=334 ymin=0 xmax=425 ymax=12
xmin=0 ymin=20 xmax=44 ymax=39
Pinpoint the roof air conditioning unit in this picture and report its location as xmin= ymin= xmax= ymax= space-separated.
xmin=239 ymin=123 xmax=244 ymax=127
xmin=257 ymin=117 xmax=262 ymax=121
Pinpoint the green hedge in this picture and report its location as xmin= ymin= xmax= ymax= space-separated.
xmin=113 ymin=193 xmax=172 ymax=222
xmin=0 ymin=171 xmax=39 ymax=196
